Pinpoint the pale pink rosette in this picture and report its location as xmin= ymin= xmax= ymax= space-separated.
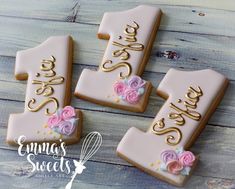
xmin=47 ymin=113 xmax=62 ymax=129
xmin=124 ymin=88 xmax=140 ymax=104
xmin=166 ymin=160 xmax=184 ymax=175
xmin=161 ymin=150 xmax=178 ymax=163
xmin=61 ymin=106 xmax=76 ymax=120
xmin=179 ymin=151 xmax=195 ymax=167
xmin=128 ymin=76 xmax=146 ymax=90
xmin=57 ymin=120 xmax=76 ymax=136
xmin=113 ymin=81 xmax=127 ymax=96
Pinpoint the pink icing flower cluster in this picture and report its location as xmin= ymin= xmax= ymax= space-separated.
xmin=113 ymin=75 xmax=146 ymax=104
xmin=160 ymin=147 xmax=196 ymax=175
xmin=47 ymin=106 xmax=78 ymax=136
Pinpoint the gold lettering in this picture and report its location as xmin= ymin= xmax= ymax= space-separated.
xmin=124 ymin=22 xmax=139 ymax=42
xmin=170 ymin=103 xmax=201 ymax=121
xmin=151 ymin=118 xmax=182 ymax=146
xmin=168 ymin=113 xmax=185 ymax=126
xmin=102 ymin=21 xmax=144 ymax=77
xmin=40 ymin=56 xmax=56 ymax=77
xmin=185 ymin=86 xmax=203 ymax=102
xmin=27 ymin=97 xmax=59 ymax=115
xmin=112 ymin=49 xmax=130 ymax=60
xmin=112 ymin=41 xmax=144 ymax=52
xmin=153 ymin=86 xmax=203 ymax=146
xmin=124 ymin=27 xmax=136 ymax=36
xmin=43 ymin=70 xmax=56 ymax=78
xmin=127 ymin=21 xmax=139 ymax=30
xmin=101 ymin=60 xmax=132 ymax=79
xmin=32 ymin=76 xmax=64 ymax=96
xmin=124 ymin=36 xmax=137 ymax=43
xmin=169 ymin=86 xmax=203 ymax=123
xmin=184 ymin=100 xmax=197 ymax=109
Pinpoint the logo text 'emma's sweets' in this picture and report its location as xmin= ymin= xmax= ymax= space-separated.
xmin=17 ymin=135 xmax=71 ymax=174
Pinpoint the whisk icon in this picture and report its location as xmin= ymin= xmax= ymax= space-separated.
xmin=65 ymin=131 xmax=102 ymax=189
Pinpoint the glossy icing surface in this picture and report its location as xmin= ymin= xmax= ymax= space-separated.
xmin=7 ymin=36 xmax=82 ymax=144
xmin=75 ymin=5 xmax=162 ymax=112
xmin=117 ymin=68 xmax=228 ymax=185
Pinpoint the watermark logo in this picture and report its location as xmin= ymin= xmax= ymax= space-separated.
xmin=66 ymin=132 xmax=102 ymax=189
xmin=16 ymin=131 xmax=102 ymax=189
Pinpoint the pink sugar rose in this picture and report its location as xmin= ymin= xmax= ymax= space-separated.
xmin=125 ymin=88 xmax=140 ymax=104
xmin=61 ymin=106 xmax=76 ymax=120
xmin=166 ymin=160 xmax=184 ymax=175
xmin=114 ymin=81 xmax=127 ymax=96
xmin=128 ymin=76 xmax=146 ymax=90
xmin=161 ymin=150 xmax=178 ymax=163
xmin=47 ymin=113 xmax=62 ymax=128
xmin=179 ymin=151 xmax=195 ymax=167
xmin=57 ymin=120 xmax=76 ymax=136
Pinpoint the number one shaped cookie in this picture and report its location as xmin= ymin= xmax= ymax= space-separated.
xmin=75 ymin=5 xmax=162 ymax=112
xmin=117 ymin=69 xmax=228 ymax=186
xmin=7 ymin=36 xmax=82 ymax=145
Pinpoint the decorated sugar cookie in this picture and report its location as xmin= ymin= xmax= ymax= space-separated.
xmin=117 ymin=68 xmax=228 ymax=186
xmin=75 ymin=5 xmax=162 ymax=112
xmin=7 ymin=36 xmax=82 ymax=145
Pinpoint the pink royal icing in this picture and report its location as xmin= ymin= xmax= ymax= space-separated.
xmin=160 ymin=148 xmax=195 ymax=176
xmin=113 ymin=75 xmax=146 ymax=104
xmin=125 ymin=88 xmax=140 ymax=104
xmin=47 ymin=106 xmax=78 ymax=136
xmin=47 ymin=112 xmax=63 ymax=129
xmin=179 ymin=151 xmax=195 ymax=167
xmin=113 ymin=81 xmax=127 ymax=96
xmin=166 ymin=160 xmax=184 ymax=175
xmin=61 ymin=106 xmax=76 ymax=120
